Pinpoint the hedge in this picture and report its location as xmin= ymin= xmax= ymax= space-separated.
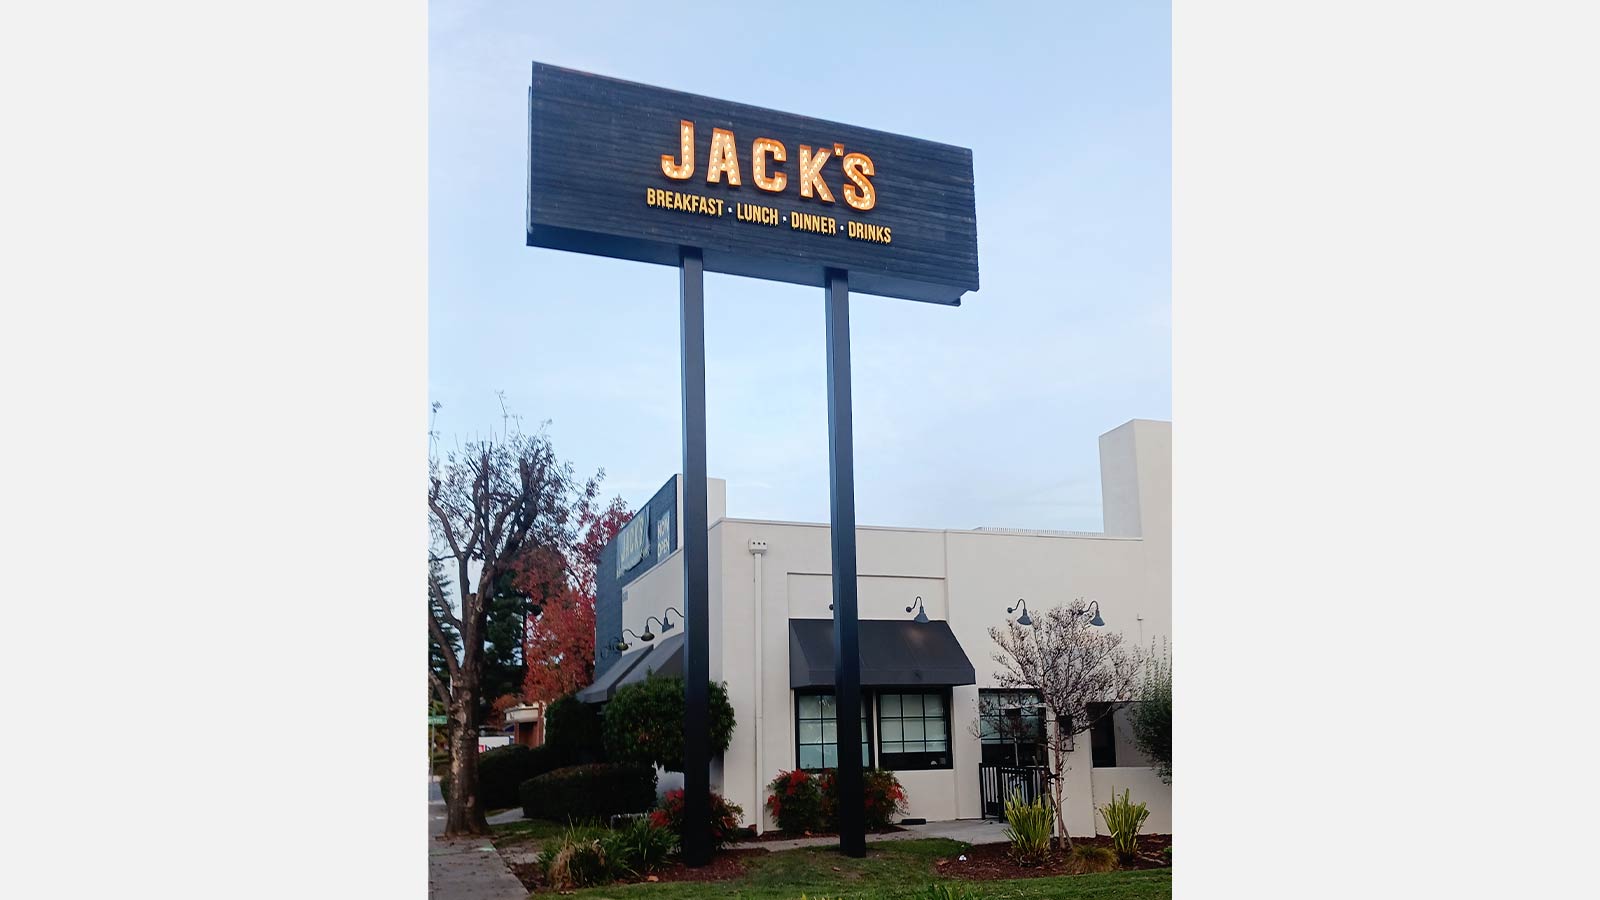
xmin=519 ymin=763 xmax=658 ymax=822
xmin=601 ymin=676 xmax=735 ymax=771
xmin=545 ymin=694 xmax=607 ymax=764
xmin=476 ymin=744 xmax=564 ymax=810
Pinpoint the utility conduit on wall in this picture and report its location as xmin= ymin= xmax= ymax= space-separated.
xmin=749 ymin=538 xmax=768 ymax=833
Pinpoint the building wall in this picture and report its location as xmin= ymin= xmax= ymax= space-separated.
xmin=608 ymin=421 xmax=1171 ymax=833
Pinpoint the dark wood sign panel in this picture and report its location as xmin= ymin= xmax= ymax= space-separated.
xmin=526 ymin=62 xmax=979 ymax=306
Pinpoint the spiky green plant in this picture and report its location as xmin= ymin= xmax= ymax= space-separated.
xmin=1097 ymin=788 xmax=1150 ymax=864
xmin=537 ymin=825 xmax=611 ymax=889
xmin=599 ymin=816 xmax=676 ymax=877
xmin=1003 ymin=789 xmax=1053 ymax=865
xmin=1068 ymin=844 xmax=1119 ymax=873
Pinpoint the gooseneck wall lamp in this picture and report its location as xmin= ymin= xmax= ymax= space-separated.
xmin=642 ymin=616 xmax=667 ymax=641
xmin=661 ymin=607 xmax=685 ymax=632
xmin=1007 ymin=599 xmax=1034 ymax=627
xmin=1005 ymin=598 xmax=1105 ymax=628
xmin=906 ymin=596 xmax=930 ymax=624
xmin=615 ymin=628 xmax=647 ymax=652
xmin=1079 ymin=600 xmax=1105 ymax=627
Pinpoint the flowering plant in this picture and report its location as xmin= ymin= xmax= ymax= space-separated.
xmin=819 ymin=767 xmax=909 ymax=830
xmin=650 ymin=788 xmax=745 ymax=851
xmin=765 ymin=769 xmax=826 ymax=833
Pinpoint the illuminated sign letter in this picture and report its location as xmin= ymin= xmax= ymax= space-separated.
xmin=841 ymin=152 xmax=876 ymax=211
xmin=706 ymin=127 xmax=742 ymax=185
xmin=661 ymin=119 xmax=695 ymax=180
xmin=797 ymin=144 xmax=835 ymax=203
xmin=751 ymin=138 xmax=787 ymax=192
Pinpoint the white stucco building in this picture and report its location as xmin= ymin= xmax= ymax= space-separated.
xmin=579 ymin=419 xmax=1171 ymax=836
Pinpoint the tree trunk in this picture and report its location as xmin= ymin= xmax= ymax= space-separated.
xmin=444 ymin=680 xmax=488 ymax=836
xmin=1052 ymin=748 xmax=1072 ymax=850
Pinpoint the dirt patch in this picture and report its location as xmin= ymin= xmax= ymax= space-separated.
xmin=745 ymin=825 xmax=905 ymax=842
xmin=934 ymin=835 xmax=1171 ymax=881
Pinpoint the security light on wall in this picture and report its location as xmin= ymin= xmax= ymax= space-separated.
xmin=906 ymin=596 xmax=930 ymax=624
xmin=1007 ymin=599 xmax=1034 ymax=627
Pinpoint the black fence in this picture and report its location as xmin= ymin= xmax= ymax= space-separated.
xmin=978 ymin=764 xmax=1053 ymax=819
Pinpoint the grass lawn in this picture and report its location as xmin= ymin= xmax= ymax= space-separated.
xmin=490 ymin=818 xmax=587 ymax=846
xmin=560 ymin=839 xmax=1171 ymax=900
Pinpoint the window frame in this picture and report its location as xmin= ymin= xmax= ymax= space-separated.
xmin=1087 ymin=701 xmax=1119 ymax=768
xmin=793 ymin=688 xmax=874 ymax=772
xmin=977 ymin=688 xmax=1046 ymax=766
xmin=874 ymin=688 xmax=954 ymax=771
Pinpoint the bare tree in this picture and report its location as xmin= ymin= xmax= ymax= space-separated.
xmin=428 ymin=428 xmax=597 ymax=836
xmin=989 ymin=599 xmax=1139 ymax=848
xmin=967 ymin=691 xmax=1046 ymax=767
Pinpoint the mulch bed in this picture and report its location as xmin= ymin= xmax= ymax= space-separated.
xmin=934 ymin=835 xmax=1172 ymax=881
xmin=504 ymin=848 xmax=766 ymax=893
xmin=744 ymin=825 xmax=905 ymax=842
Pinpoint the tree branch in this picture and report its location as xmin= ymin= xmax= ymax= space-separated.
xmin=428 ymin=606 xmax=462 ymax=682
xmin=429 ymin=479 xmax=465 ymax=562
xmin=429 ymin=564 xmax=463 ymax=632
xmin=429 ymin=668 xmax=452 ymax=706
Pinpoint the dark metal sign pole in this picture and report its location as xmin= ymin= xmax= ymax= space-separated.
xmin=825 ymin=268 xmax=867 ymax=858
xmin=680 ymin=247 xmax=712 ymax=867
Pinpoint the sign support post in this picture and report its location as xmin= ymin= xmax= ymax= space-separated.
xmin=526 ymin=62 xmax=977 ymax=865
xmin=824 ymin=268 xmax=867 ymax=858
xmin=679 ymin=247 xmax=712 ymax=867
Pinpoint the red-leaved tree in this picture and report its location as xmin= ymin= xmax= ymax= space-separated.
xmin=521 ymin=496 xmax=631 ymax=702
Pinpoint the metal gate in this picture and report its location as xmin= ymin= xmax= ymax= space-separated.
xmin=978 ymin=764 xmax=1052 ymax=819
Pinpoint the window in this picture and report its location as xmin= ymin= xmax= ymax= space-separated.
xmin=1087 ymin=701 xmax=1117 ymax=768
xmin=877 ymin=690 xmax=952 ymax=770
xmin=978 ymin=689 xmax=1046 ymax=766
xmin=795 ymin=692 xmax=871 ymax=771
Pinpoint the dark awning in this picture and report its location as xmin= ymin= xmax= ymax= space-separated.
xmin=576 ymin=643 xmax=654 ymax=703
xmin=613 ymin=631 xmax=686 ymax=689
xmin=788 ymin=619 xmax=976 ymax=688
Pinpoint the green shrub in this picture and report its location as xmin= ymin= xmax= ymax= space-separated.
xmin=519 ymin=763 xmax=657 ymax=821
xmin=650 ymin=789 xmax=745 ymax=851
xmin=477 ymin=744 xmax=544 ymax=810
xmin=602 ymin=676 xmax=735 ymax=771
xmin=438 ymin=743 xmax=564 ymax=810
xmin=1003 ymin=790 xmax=1053 ymax=866
xmin=1067 ymin=844 xmax=1118 ymax=874
xmin=600 ymin=816 xmax=676 ymax=877
xmin=766 ymin=769 xmax=826 ymax=833
xmin=538 ymin=825 xmax=611 ymax=890
xmin=1096 ymin=788 xmax=1150 ymax=864
xmin=818 ymin=768 xmax=909 ymax=830
xmin=1163 ymin=845 xmax=1172 ymax=864
xmin=1129 ymin=639 xmax=1172 ymax=782
xmin=546 ymin=693 xmax=607 ymax=763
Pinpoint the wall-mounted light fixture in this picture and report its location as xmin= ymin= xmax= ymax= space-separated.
xmin=906 ymin=595 xmax=930 ymax=624
xmin=660 ymin=607 xmax=685 ymax=632
xmin=1076 ymin=600 xmax=1105 ymax=627
xmin=1006 ymin=599 xmax=1034 ymax=627
xmin=641 ymin=617 xmax=666 ymax=641
xmin=615 ymin=627 xmax=647 ymax=651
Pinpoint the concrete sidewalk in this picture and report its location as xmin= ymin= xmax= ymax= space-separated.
xmin=430 ymin=781 xmax=527 ymax=900
xmin=729 ymin=817 xmax=1009 ymax=852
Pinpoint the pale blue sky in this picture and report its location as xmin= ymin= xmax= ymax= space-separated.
xmin=429 ymin=1 xmax=1169 ymax=532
